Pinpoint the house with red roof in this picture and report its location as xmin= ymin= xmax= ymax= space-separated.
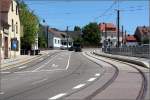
xmin=99 ymin=23 xmax=122 ymax=47
xmin=134 ymin=26 xmax=150 ymax=44
xmin=123 ymin=35 xmax=138 ymax=46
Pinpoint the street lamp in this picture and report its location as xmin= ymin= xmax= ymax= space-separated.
xmin=66 ymin=26 xmax=69 ymax=49
xmin=103 ymin=23 xmax=107 ymax=52
xmin=66 ymin=25 xmax=73 ymax=49
xmin=42 ymin=19 xmax=49 ymax=48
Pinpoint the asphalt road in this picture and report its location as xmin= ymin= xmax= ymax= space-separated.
xmin=0 ymin=50 xmax=149 ymax=100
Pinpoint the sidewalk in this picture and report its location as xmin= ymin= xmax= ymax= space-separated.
xmin=93 ymin=50 xmax=150 ymax=68
xmin=1 ymin=50 xmax=51 ymax=71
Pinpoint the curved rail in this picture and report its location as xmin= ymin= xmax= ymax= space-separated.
xmin=90 ymin=52 xmax=147 ymax=100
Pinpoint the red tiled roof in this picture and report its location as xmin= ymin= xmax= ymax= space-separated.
xmin=99 ymin=23 xmax=117 ymax=32
xmin=0 ymin=0 xmax=11 ymax=12
xmin=125 ymin=35 xmax=137 ymax=42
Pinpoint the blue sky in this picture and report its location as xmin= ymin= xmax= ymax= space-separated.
xmin=25 ymin=0 xmax=149 ymax=34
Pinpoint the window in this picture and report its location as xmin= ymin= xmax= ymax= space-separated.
xmin=16 ymin=22 xmax=18 ymax=34
xmin=16 ymin=5 xmax=18 ymax=15
xmin=12 ymin=19 xmax=14 ymax=32
xmin=58 ymin=40 xmax=59 ymax=44
xmin=55 ymin=39 xmax=57 ymax=44
xmin=11 ymin=1 xmax=13 ymax=11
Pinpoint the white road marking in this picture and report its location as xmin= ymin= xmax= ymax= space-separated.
xmin=52 ymin=64 xmax=58 ymax=68
xmin=65 ymin=53 xmax=71 ymax=70
xmin=14 ymin=69 xmax=65 ymax=74
xmin=32 ymin=78 xmax=47 ymax=85
xmin=39 ymin=58 xmax=44 ymax=61
xmin=33 ymin=54 xmax=58 ymax=72
xmin=95 ymin=73 xmax=100 ymax=76
xmin=73 ymin=83 xmax=86 ymax=89
xmin=87 ymin=77 xmax=97 ymax=82
xmin=19 ymin=66 xmax=27 ymax=69
xmin=49 ymin=93 xmax=67 ymax=100
xmin=0 ymin=92 xmax=4 ymax=95
xmin=1 ymin=72 xmax=11 ymax=74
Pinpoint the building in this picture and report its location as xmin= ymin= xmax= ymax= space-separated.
xmin=123 ymin=35 xmax=138 ymax=47
xmin=134 ymin=26 xmax=150 ymax=44
xmin=99 ymin=23 xmax=122 ymax=48
xmin=0 ymin=0 xmax=21 ymax=59
xmin=48 ymin=28 xmax=73 ymax=49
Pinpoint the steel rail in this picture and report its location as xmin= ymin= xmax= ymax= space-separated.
xmin=84 ymin=52 xmax=119 ymax=100
xmin=91 ymin=52 xmax=148 ymax=100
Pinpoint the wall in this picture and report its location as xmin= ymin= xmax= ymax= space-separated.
xmin=7 ymin=0 xmax=20 ymax=58
xmin=53 ymin=37 xmax=61 ymax=48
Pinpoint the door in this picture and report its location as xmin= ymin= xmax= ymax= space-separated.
xmin=4 ymin=37 xmax=8 ymax=58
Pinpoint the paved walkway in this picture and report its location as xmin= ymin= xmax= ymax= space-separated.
xmin=93 ymin=49 xmax=150 ymax=68
xmin=0 ymin=50 xmax=55 ymax=71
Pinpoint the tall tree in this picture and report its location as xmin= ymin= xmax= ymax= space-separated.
xmin=74 ymin=26 xmax=81 ymax=31
xmin=18 ymin=0 xmax=39 ymax=50
xmin=82 ymin=22 xmax=101 ymax=46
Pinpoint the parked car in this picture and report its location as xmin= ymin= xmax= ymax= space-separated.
xmin=60 ymin=46 xmax=66 ymax=50
xmin=74 ymin=43 xmax=82 ymax=52
xmin=68 ymin=46 xmax=74 ymax=51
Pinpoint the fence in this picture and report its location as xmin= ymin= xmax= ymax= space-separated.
xmin=103 ymin=46 xmax=150 ymax=58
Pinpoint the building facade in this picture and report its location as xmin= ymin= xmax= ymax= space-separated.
xmin=123 ymin=35 xmax=138 ymax=47
xmin=0 ymin=0 xmax=20 ymax=60
xmin=134 ymin=26 xmax=150 ymax=44
xmin=48 ymin=28 xmax=73 ymax=49
xmin=99 ymin=23 xmax=122 ymax=48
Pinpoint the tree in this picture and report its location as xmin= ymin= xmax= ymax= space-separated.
xmin=74 ymin=26 xmax=81 ymax=31
xmin=82 ymin=22 xmax=101 ymax=46
xmin=17 ymin=1 xmax=39 ymax=50
xmin=38 ymin=24 xmax=47 ymax=48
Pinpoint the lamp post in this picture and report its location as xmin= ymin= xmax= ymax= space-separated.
xmin=103 ymin=23 xmax=107 ymax=52
xmin=66 ymin=25 xmax=73 ymax=49
xmin=12 ymin=24 xmax=17 ymax=58
xmin=66 ymin=26 xmax=69 ymax=49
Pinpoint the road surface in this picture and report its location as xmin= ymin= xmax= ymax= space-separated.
xmin=0 ymin=50 xmax=149 ymax=100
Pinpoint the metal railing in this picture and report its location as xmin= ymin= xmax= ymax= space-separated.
xmin=103 ymin=46 xmax=150 ymax=58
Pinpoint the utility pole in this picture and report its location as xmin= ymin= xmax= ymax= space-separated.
xmin=47 ymin=26 xmax=49 ymax=48
xmin=117 ymin=10 xmax=120 ymax=47
xmin=104 ymin=23 xmax=107 ymax=40
xmin=66 ymin=26 xmax=69 ymax=49
xmin=125 ymin=30 xmax=127 ymax=45
xmin=121 ymin=25 xmax=124 ymax=45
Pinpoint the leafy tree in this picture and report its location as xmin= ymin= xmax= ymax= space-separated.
xmin=82 ymin=22 xmax=101 ymax=46
xmin=73 ymin=37 xmax=83 ymax=44
xmin=38 ymin=24 xmax=47 ymax=48
xmin=17 ymin=0 xmax=39 ymax=50
xmin=74 ymin=26 xmax=81 ymax=31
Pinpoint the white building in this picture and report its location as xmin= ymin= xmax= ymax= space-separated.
xmin=48 ymin=28 xmax=73 ymax=49
xmin=0 ymin=0 xmax=21 ymax=60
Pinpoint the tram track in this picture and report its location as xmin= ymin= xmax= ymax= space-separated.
xmin=84 ymin=51 xmax=148 ymax=100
